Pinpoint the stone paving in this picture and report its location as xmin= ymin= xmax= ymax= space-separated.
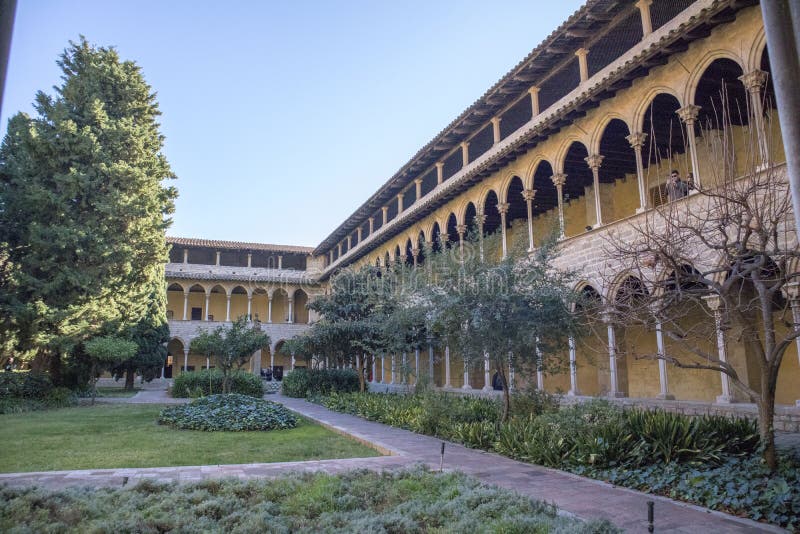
xmin=0 ymin=386 xmax=791 ymax=532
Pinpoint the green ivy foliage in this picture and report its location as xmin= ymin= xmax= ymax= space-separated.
xmin=171 ymin=369 xmax=263 ymax=398
xmin=158 ymin=394 xmax=297 ymax=432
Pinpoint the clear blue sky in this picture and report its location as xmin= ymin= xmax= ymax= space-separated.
xmin=3 ymin=0 xmax=584 ymax=248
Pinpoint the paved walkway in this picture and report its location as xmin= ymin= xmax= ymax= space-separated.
xmin=2 ymin=387 xmax=789 ymax=532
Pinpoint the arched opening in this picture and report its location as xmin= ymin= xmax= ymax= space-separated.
xmin=166 ymin=283 xmax=185 ymax=320
xmin=505 ymin=176 xmax=527 ymax=250
xmin=597 ymin=119 xmax=638 ymax=221
xmin=694 ymin=58 xmax=748 ymax=182
xmin=251 ymin=287 xmax=268 ymax=324
xmin=293 ymin=289 xmax=309 ymax=324
xmin=464 ymin=202 xmax=478 ymax=236
xmin=416 ymin=231 xmax=426 ymax=266
xmin=573 ymin=285 xmax=602 ymax=396
xmin=445 ymin=213 xmax=459 ymax=248
xmin=430 ymin=222 xmax=442 ymax=254
xmin=531 ymin=160 xmax=557 ymax=245
xmin=394 ymin=245 xmax=402 ymax=265
xmin=207 ymin=284 xmax=226 ymax=322
xmin=272 ymin=288 xmax=289 ymax=324
xmin=641 ymin=93 xmax=688 ymax=206
xmin=230 ymin=285 xmax=249 ymax=321
xmin=166 ymin=338 xmax=184 ymax=377
xmin=404 ymin=238 xmax=414 ymax=267
xmin=273 ymin=340 xmax=290 ymax=380
xmin=562 ymin=141 xmax=592 ymax=236
xmin=384 ymin=251 xmax=391 ymax=268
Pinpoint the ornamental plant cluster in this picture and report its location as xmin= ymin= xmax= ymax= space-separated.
xmin=171 ymin=369 xmax=263 ymax=398
xmin=318 ymin=392 xmax=800 ymax=529
xmin=281 ymin=368 xmax=360 ymax=398
xmin=0 ymin=372 xmax=76 ymax=414
xmin=158 ymin=394 xmax=297 ymax=432
xmin=0 ymin=468 xmax=619 ymax=533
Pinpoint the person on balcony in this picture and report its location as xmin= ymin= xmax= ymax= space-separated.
xmin=666 ymin=170 xmax=689 ymax=202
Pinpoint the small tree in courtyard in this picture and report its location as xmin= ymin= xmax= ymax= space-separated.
xmin=419 ymin=233 xmax=578 ymax=421
xmin=84 ymin=336 xmax=137 ymax=404
xmin=596 ymin=106 xmax=797 ymax=471
xmin=191 ymin=317 xmax=269 ymax=394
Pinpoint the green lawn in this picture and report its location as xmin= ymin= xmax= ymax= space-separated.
xmin=0 ymin=404 xmax=380 ymax=472
xmin=95 ymin=387 xmax=139 ymax=398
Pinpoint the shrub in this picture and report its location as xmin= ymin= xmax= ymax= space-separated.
xmin=171 ymin=369 xmax=263 ymax=398
xmin=0 ymin=387 xmax=76 ymax=414
xmin=0 ymin=371 xmax=53 ymax=399
xmin=282 ymin=368 xmax=359 ymax=398
xmin=158 ymin=394 xmax=297 ymax=431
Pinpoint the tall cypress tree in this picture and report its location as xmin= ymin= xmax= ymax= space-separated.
xmin=0 ymin=38 xmax=177 ymax=380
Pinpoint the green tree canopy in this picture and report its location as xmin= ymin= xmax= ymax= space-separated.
xmin=0 ymin=37 xmax=176 ymax=382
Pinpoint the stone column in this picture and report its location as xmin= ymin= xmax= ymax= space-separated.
xmin=654 ymin=318 xmax=674 ymax=399
xmin=183 ymin=348 xmax=189 ymax=373
xmin=277 ymin=256 xmax=282 ymax=269
xmin=568 ymin=336 xmax=579 ymax=396
xmin=784 ymin=282 xmax=800 ymax=407
xmin=369 ymin=217 xmax=374 ymax=235
xmin=270 ymin=348 xmax=275 ymax=374
xmin=287 ymin=298 xmax=294 ymax=324
xmin=522 ymin=188 xmax=536 ymax=252
xmin=337 ymin=243 xmax=343 ymax=259
xmin=497 ymin=202 xmax=510 ymax=259
xmin=329 ymin=250 xmax=334 ymax=265
xmin=603 ymin=312 xmax=624 ymax=397
xmin=291 ymin=353 xmax=295 ymax=371
xmin=551 ymin=174 xmax=567 ymax=239
xmin=415 ymin=348 xmax=420 ymax=385
xmin=635 ymin=0 xmax=653 ymax=36
xmin=390 ymin=355 xmax=396 ymax=385
xmin=739 ymin=69 xmax=770 ymax=164
xmin=436 ymin=162 xmax=444 ymax=185
xmin=461 ymin=141 xmax=470 ymax=167
xmin=414 ymin=178 xmax=423 ymax=200
xmin=204 ymin=292 xmax=210 ymax=321
xmin=482 ymin=351 xmax=492 ymax=392
xmin=428 ymin=345 xmax=435 ymax=382
xmin=267 ymin=294 xmax=273 ymax=323
xmin=575 ymin=48 xmax=589 ymax=83
xmin=247 ymin=252 xmax=252 ymax=267
xmin=456 ymin=224 xmax=467 ymax=260
xmin=462 ymin=358 xmax=471 ymax=390
xmin=397 ymin=192 xmax=404 ymax=214
xmin=357 ymin=227 xmax=362 ymax=243
xmin=626 ymin=132 xmax=648 ymax=212
xmin=183 ymin=248 xmax=189 ymax=264
xmin=508 ymin=353 xmax=515 ymax=391
xmin=215 ymin=251 xmax=221 ymax=266
xmin=585 ymin=154 xmax=604 ymax=227
xmin=371 ymin=356 xmax=377 ymax=384
xmin=346 ymin=236 xmax=352 ymax=251
xmin=535 ymin=341 xmax=544 ymax=390
xmin=529 ymin=86 xmax=540 ymax=117
xmin=225 ymin=294 xmax=231 ymax=322
xmin=491 ymin=117 xmax=502 ymax=145
xmin=382 ymin=206 xmax=389 ymax=225
xmin=206 ymin=356 xmax=210 ymax=370
xmin=401 ymin=353 xmax=408 ymax=384
xmin=677 ymin=105 xmax=702 ymax=189
xmin=702 ymin=295 xmax=734 ymax=403
xmin=475 ymin=213 xmax=487 ymax=262
xmin=182 ymin=291 xmax=189 ymax=321
xmin=445 ymin=345 xmax=452 ymax=388
xmin=411 ymin=247 xmax=420 ymax=267
xmin=247 ymin=294 xmax=252 ymax=321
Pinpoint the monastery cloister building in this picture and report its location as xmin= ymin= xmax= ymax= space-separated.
xmin=166 ymin=0 xmax=799 ymax=412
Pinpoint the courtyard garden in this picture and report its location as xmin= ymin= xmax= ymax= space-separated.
xmin=0 ymin=467 xmax=618 ymax=533
xmin=315 ymin=389 xmax=800 ymax=530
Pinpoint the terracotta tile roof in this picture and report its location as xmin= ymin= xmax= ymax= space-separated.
xmin=167 ymin=237 xmax=313 ymax=254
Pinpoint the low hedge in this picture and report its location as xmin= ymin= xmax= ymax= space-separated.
xmin=158 ymin=394 xmax=297 ymax=431
xmin=0 ymin=371 xmax=53 ymax=399
xmin=0 ymin=387 xmax=76 ymax=414
xmin=171 ymin=369 xmax=263 ymax=398
xmin=282 ymin=368 xmax=359 ymax=398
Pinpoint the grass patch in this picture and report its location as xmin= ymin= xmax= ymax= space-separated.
xmin=0 ymin=404 xmax=379 ymax=472
xmin=95 ymin=387 xmax=139 ymax=398
xmin=0 ymin=468 xmax=619 ymax=533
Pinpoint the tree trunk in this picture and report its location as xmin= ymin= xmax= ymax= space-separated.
xmin=90 ymin=361 xmax=97 ymax=406
xmin=758 ymin=371 xmax=778 ymax=472
xmin=124 ymin=368 xmax=135 ymax=390
xmin=222 ymin=369 xmax=230 ymax=394
xmin=358 ymin=359 xmax=366 ymax=393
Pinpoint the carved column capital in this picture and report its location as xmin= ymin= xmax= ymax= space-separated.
xmin=474 ymin=213 xmax=487 ymax=226
xmin=677 ymin=104 xmax=701 ymax=125
xmin=626 ymin=131 xmax=648 ymax=148
xmin=522 ymin=188 xmax=536 ymax=202
xmin=456 ymin=224 xmax=468 ymax=236
xmin=585 ymin=154 xmax=604 ymax=170
xmin=550 ymin=173 xmax=567 ymax=188
xmin=701 ymin=294 xmax=721 ymax=312
xmin=739 ymin=69 xmax=769 ymax=93
xmin=496 ymin=202 xmax=510 ymax=215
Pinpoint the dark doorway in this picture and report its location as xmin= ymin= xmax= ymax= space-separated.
xmin=191 ymin=307 xmax=202 ymax=321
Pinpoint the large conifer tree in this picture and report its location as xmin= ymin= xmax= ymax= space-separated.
xmin=0 ymin=38 xmax=177 ymax=379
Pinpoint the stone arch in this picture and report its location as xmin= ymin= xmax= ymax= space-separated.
xmin=589 ymin=113 xmax=632 ymax=155
xmin=293 ymin=288 xmax=309 ymax=324
xmin=456 ymin=200 xmax=476 ymax=227
xmin=445 ymin=212 xmax=459 ymax=246
xmin=524 ymin=155 xmax=552 ymax=189
xmin=498 ymin=171 xmax=523 ymax=203
xmin=632 ymin=86 xmax=684 ymax=134
xmin=167 ymin=282 xmax=185 ymax=292
xmin=555 ymin=134 xmax=589 ymax=174
xmin=747 ymin=26 xmax=767 ymax=73
xmin=684 ymin=50 xmax=745 ymax=108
